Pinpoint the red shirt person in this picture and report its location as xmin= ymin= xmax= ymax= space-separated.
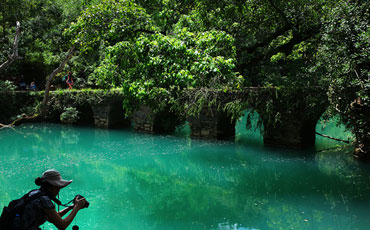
xmin=66 ymin=72 xmax=74 ymax=89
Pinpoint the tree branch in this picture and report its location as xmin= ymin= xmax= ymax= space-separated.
xmin=238 ymin=25 xmax=321 ymax=72
xmin=266 ymin=0 xmax=292 ymax=27
xmin=315 ymin=132 xmax=350 ymax=143
xmin=0 ymin=21 xmax=22 ymax=73
xmin=239 ymin=25 xmax=291 ymax=55
xmin=40 ymin=46 xmax=75 ymax=117
xmin=0 ymin=114 xmax=39 ymax=129
xmin=133 ymin=29 xmax=156 ymax=34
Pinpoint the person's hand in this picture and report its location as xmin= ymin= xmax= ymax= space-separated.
xmin=74 ymin=197 xmax=87 ymax=210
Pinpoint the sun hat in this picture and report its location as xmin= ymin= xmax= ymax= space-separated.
xmin=41 ymin=169 xmax=72 ymax=188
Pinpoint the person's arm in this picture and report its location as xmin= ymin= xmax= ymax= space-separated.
xmin=44 ymin=198 xmax=86 ymax=230
xmin=58 ymin=205 xmax=74 ymax=217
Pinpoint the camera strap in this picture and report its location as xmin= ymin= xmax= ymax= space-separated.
xmin=39 ymin=188 xmax=69 ymax=207
xmin=59 ymin=199 xmax=74 ymax=207
xmin=53 ymin=192 xmax=74 ymax=208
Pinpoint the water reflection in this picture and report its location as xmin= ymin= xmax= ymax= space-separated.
xmin=0 ymin=121 xmax=369 ymax=230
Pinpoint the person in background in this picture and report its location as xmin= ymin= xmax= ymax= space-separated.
xmin=20 ymin=169 xmax=87 ymax=230
xmin=18 ymin=75 xmax=27 ymax=90
xmin=29 ymin=81 xmax=37 ymax=91
xmin=66 ymin=72 xmax=74 ymax=90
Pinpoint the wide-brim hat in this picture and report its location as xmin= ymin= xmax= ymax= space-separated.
xmin=41 ymin=169 xmax=72 ymax=188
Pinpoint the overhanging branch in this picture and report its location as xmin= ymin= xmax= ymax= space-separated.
xmin=239 ymin=25 xmax=291 ymax=55
xmin=315 ymin=132 xmax=350 ymax=143
xmin=0 ymin=21 xmax=22 ymax=73
xmin=238 ymin=24 xmax=321 ymax=72
xmin=266 ymin=0 xmax=292 ymax=28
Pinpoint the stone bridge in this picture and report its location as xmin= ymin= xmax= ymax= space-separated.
xmin=5 ymin=88 xmax=328 ymax=149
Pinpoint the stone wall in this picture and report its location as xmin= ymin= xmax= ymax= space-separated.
xmin=91 ymin=103 xmax=112 ymax=128
xmin=187 ymin=107 xmax=235 ymax=139
xmin=132 ymin=106 xmax=155 ymax=133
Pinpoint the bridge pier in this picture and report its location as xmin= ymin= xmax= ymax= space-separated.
xmin=132 ymin=106 xmax=155 ymax=133
xmin=187 ymin=107 xmax=235 ymax=139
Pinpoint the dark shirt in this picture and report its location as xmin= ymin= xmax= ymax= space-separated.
xmin=20 ymin=190 xmax=55 ymax=230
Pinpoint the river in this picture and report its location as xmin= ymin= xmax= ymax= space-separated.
xmin=0 ymin=114 xmax=369 ymax=230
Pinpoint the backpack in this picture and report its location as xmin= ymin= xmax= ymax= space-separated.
xmin=0 ymin=190 xmax=44 ymax=230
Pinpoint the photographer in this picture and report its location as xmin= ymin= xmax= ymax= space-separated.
xmin=21 ymin=169 xmax=87 ymax=230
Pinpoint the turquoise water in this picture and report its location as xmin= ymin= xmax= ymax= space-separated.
xmin=0 ymin=115 xmax=369 ymax=230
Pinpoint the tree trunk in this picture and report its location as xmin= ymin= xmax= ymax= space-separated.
xmin=0 ymin=21 xmax=21 ymax=73
xmin=39 ymin=46 xmax=75 ymax=117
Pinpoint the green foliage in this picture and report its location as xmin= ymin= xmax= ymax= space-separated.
xmin=34 ymin=89 xmax=125 ymax=121
xmin=315 ymin=1 xmax=370 ymax=148
xmin=0 ymin=80 xmax=17 ymax=91
xmin=135 ymin=0 xmax=195 ymax=35
xmin=1 ymin=0 xmax=85 ymax=85
xmin=60 ymin=106 xmax=79 ymax=123
xmin=161 ymin=0 xmax=336 ymax=128
xmin=47 ymin=88 xmax=124 ymax=106
xmin=59 ymin=0 xmax=158 ymax=89
xmin=66 ymin=0 xmax=156 ymax=53
xmin=90 ymin=29 xmax=241 ymax=115
xmin=1 ymin=0 xmax=368 ymax=152
xmin=0 ymin=90 xmax=42 ymax=123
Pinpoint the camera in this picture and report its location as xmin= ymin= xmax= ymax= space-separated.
xmin=74 ymin=194 xmax=90 ymax=208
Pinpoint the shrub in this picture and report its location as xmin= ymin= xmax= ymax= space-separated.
xmin=60 ymin=107 xmax=79 ymax=124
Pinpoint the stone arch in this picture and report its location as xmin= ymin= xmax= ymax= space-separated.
xmin=75 ymin=103 xmax=94 ymax=125
xmin=187 ymin=106 xmax=235 ymax=139
xmin=234 ymin=109 xmax=263 ymax=144
xmin=257 ymin=105 xmax=327 ymax=148
xmin=90 ymin=99 xmax=130 ymax=129
xmin=108 ymin=100 xmax=131 ymax=128
xmin=132 ymin=106 xmax=184 ymax=133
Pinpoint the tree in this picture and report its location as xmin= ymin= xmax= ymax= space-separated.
xmin=315 ymin=0 xmax=370 ymax=160
xmin=90 ymin=30 xmax=241 ymax=114
xmin=171 ymin=0 xmax=336 ymax=85
xmin=0 ymin=21 xmax=21 ymax=73
xmin=67 ymin=0 xmax=156 ymax=53
xmin=40 ymin=46 xmax=75 ymax=117
xmin=0 ymin=0 xmax=85 ymax=84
